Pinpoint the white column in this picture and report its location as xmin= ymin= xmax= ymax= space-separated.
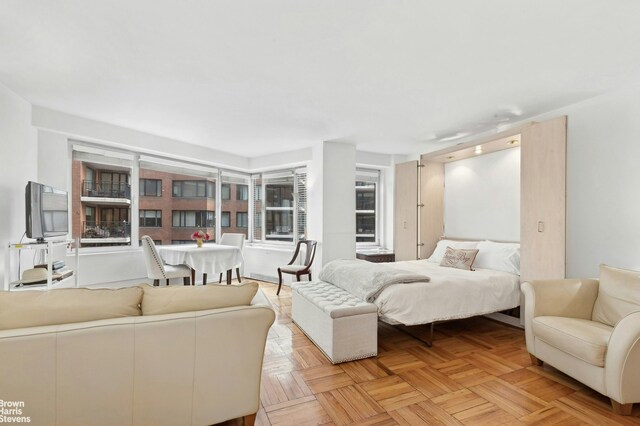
xmin=308 ymin=141 xmax=356 ymax=275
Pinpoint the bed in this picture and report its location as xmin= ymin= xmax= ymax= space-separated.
xmin=376 ymin=260 xmax=521 ymax=326
xmin=374 ymin=239 xmax=522 ymax=330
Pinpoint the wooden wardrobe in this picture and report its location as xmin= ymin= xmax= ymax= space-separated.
xmin=394 ymin=116 xmax=567 ymax=282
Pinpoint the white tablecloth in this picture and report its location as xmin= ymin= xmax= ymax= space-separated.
xmin=158 ymin=244 xmax=243 ymax=275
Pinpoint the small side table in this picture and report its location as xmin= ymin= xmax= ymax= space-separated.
xmin=356 ymin=250 xmax=395 ymax=263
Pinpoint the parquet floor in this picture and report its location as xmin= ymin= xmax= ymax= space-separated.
xmin=221 ymin=281 xmax=640 ymax=425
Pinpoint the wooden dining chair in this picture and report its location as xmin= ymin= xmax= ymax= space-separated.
xmin=277 ymin=240 xmax=317 ymax=295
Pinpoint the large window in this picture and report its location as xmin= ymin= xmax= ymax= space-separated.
xmin=221 ymin=173 xmax=250 ymax=238
xmin=172 ymin=211 xmax=215 ymax=228
xmin=71 ymin=143 xmax=306 ymax=249
xmin=139 ymin=210 xmax=162 ymax=227
xmin=252 ymin=168 xmax=306 ymax=243
xmin=72 ymin=146 xmax=134 ymax=247
xmin=172 ymin=180 xmax=215 ymax=198
xmin=356 ymin=169 xmax=380 ymax=244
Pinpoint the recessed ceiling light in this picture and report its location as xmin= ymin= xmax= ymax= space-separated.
xmin=474 ymin=145 xmax=483 ymax=155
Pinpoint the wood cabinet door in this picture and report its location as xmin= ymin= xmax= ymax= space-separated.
xmin=419 ymin=161 xmax=444 ymax=259
xmin=394 ymin=161 xmax=418 ymax=261
xmin=520 ymin=116 xmax=567 ymax=282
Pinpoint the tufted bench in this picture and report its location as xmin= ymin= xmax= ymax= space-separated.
xmin=291 ymin=280 xmax=378 ymax=364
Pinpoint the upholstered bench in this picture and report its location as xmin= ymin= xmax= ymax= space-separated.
xmin=291 ymin=280 xmax=378 ymax=364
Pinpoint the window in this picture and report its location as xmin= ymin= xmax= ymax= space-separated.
xmin=72 ymin=146 xmax=134 ymax=247
xmin=141 ymin=158 xmax=218 ymax=242
xmin=236 ymin=184 xmax=249 ymax=201
xmin=251 ymin=168 xmax=306 ymax=243
xmin=172 ymin=210 xmax=215 ymax=228
xmin=139 ymin=210 xmax=162 ymax=227
xmin=140 ymin=179 xmax=162 ymax=196
xmin=172 ymin=180 xmax=215 ymax=198
xmin=356 ymin=169 xmax=380 ymax=244
xmin=236 ymin=212 xmax=248 ymax=228
xmin=221 ymin=173 xmax=250 ymax=237
xmin=222 ymin=211 xmax=230 ymax=227
xmin=221 ymin=184 xmax=231 ymax=200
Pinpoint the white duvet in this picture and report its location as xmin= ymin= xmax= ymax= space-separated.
xmin=375 ymin=260 xmax=521 ymax=325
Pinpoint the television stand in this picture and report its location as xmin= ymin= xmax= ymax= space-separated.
xmin=4 ymin=239 xmax=79 ymax=291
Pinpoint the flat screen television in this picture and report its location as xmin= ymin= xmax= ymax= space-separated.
xmin=25 ymin=181 xmax=69 ymax=241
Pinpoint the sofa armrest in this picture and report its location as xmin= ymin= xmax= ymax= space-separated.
xmin=605 ymin=311 xmax=640 ymax=404
xmin=521 ymin=279 xmax=599 ymax=354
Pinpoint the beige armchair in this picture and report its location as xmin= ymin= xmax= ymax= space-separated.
xmin=522 ymin=264 xmax=640 ymax=415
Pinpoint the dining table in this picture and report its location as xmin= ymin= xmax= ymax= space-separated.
xmin=157 ymin=243 xmax=243 ymax=285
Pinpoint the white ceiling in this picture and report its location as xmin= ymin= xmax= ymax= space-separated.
xmin=2 ymin=1 xmax=640 ymax=157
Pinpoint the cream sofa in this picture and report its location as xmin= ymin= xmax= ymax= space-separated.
xmin=0 ymin=283 xmax=275 ymax=426
xmin=522 ymin=265 xmax=640 ymax=415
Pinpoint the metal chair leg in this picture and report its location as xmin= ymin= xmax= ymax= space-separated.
xmin=219 ymin=273 xmax=223 ymax=283
xmin=236 ymin=267 xmax=242 ymax=283
xmin=277 ymin=268 xmax=283 ymax=295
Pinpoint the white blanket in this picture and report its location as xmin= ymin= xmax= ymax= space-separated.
xmin=375 ymin=260 xmax=521 ymax=325
xmin=318 ymin=259 xmax=430 ymax=303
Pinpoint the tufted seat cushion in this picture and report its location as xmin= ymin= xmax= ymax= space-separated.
xmin=291 ymin=281 xmax=377 ymax=319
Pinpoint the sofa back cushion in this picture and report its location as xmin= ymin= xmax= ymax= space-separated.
xmin=141 ymin=281 xmax=259 ymax=316
xmin=0 ymin=287 xmax=143 ymax=330
xmin=592 ymin=264 xmax=640 ymax=327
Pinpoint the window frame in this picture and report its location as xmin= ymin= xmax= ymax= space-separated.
xmin=70 ymin=140 xmax=308 ymax=253
xmin=139 ymin=209 xmax=162 ymax=228
xmin=355 ymin=168 xmax=382 ymax=247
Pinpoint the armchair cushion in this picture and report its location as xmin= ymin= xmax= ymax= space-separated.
xmin=592 ymin=265 xmax=640 ymax=327
xmin=533 ymin=316 xmax=613 ymax=367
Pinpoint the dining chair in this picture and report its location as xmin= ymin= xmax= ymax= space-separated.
xmin=218 ymin=233 xmax=246 ymax=284
xmin=277 ymin=240 xmax=317 ymax=295
xmin=141 ymin=236 xmax=191 ymax=286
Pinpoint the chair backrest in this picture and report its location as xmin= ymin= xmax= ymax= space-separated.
xmin=141 ymin=236 xmax=166 ymax=279
xmin=296 ymin=240 xmax=317 ymax=267
xmin=219 ymin=233 xmax=246 ymax=251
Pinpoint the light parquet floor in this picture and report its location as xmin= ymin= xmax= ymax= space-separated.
xmin=219 ymin=281 xmax=640 ymax=426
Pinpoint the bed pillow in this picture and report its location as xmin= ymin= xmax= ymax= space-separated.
xmin=427 ymin=239 xmax=478 ymax=263
xmin=474 ymin=240 xmax=520 ymax=275
xmin=439 ymin=247 xmax=479 ymax=271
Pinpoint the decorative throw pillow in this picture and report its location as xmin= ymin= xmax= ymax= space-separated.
xmin=439 ymin=247 xmax=479 ymax=271
xmin=141 ymin=281 xmax=259 ymax=316
xmin=427 ymin=240 xmax=478 ymax=263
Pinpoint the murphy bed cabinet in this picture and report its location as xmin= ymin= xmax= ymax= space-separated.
xmin=394 ymin=116 xmax=567 ymax=282
xmin=393 ymin=161 xmax=418 ymax=261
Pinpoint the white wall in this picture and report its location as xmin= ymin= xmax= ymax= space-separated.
xmin=550 ymin=88 xmax=640 ymax=277
xmin=0 ymin=84 xmax=38 ymax=285
xmin=444 ymin=147 xmax=520 ymax=241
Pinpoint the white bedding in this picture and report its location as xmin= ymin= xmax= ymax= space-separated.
xmin=375 ymin=260 xmax=521 ymax=326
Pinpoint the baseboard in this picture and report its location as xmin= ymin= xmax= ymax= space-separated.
xmin=247 ymin=273 xmax=278 ymax=283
